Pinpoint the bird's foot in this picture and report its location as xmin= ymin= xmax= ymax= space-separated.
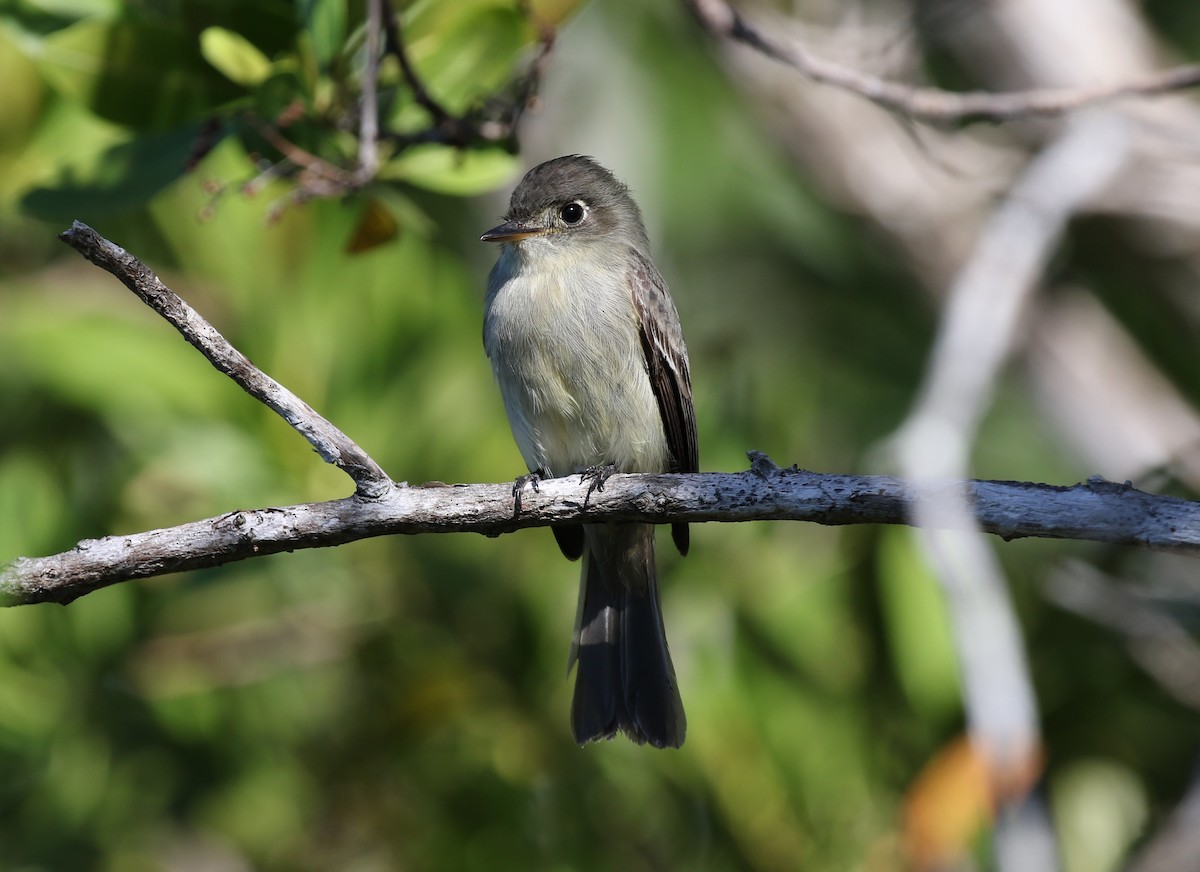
xmin=579 ymin=464 xmax=618 ymax=505
xmin=512 ymin=468 xmax=547 ymax=514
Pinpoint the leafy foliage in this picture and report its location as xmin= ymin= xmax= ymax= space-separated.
xmin=1 ymin=0 xmax=1198 ymax=870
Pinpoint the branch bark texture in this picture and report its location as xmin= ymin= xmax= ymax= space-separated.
xmin=58 ymin=222 xmax=391 ymax=497
xmin=4 ymin=458 xmax=1197 ymax=606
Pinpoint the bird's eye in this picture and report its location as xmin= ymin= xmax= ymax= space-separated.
xmin=560 ymin=202 xmax=586 ymax=224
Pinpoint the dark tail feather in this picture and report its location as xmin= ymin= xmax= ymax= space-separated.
xmin=569 ymin=524 xmax=686 ymax=748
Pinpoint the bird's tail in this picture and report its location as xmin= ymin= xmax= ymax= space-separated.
xmin=568 ymin=523 xmax=686 ymax=748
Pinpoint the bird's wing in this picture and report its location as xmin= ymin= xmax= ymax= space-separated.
xmin=629 ymin=251 xmax=698 ymax=555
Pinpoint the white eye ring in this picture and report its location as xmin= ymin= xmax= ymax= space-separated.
xmin=560 ymin=201 xmax=587 ymax=225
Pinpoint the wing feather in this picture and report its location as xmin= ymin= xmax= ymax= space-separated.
xmin=629 ymin=252 xmax=698 ymax=555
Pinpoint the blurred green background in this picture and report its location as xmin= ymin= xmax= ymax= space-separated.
xmin=2 ymin=0 xmax=1199 ymax=869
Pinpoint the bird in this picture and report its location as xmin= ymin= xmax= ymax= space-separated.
xmin=480 ymin=155 xmax=697 ymax=748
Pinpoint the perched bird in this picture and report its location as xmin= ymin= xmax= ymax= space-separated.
xmin=481 ymin=155 xmax=697 ymax=748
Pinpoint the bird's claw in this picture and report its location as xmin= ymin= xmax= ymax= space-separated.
xmin=512 ymin=469 xmax=546 ymax=514
xmin=579 ymin=464 xmax=618 ymax=505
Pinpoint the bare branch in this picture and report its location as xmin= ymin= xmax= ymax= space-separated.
xmin=378 ymin=0 xmax=555 ymax=149
xmin=381 ymin=0 xmax=453 ymax=125
xmin=3 ymin=458 xmax=1198 ymax=606
xmin=685 ymin=0 xmax=1200 ymax=123
xmin=57 ymin=222 xmax=392 ymax=498
xmin=1044 ymin=562 xmax=1200 ymax=713
xmin=356 ymin=0 xmax=383 ymax=182
xmin=882 ymin=115 xmax=1130 ymax=869
xmin=244 ymin=114 xmax=357 ymax=187
xmin=32 ymin=225 xmax=1199 ymax=700
xmin=1127 ymin=762 xmax=1200 ymax=872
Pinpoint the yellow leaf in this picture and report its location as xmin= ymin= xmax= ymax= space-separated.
xmin=200 ymin=27 xmax=272 ymax=87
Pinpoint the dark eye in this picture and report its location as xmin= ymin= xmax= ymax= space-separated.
xmin=560 ymin=202 xmax=585 ymax=224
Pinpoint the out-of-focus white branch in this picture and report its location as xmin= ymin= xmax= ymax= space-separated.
xmin=1028 ymin=291 xmax=1200 ymax=490
xmin=891 ymin=113 xmax=1131 ymax=477
xmin=684 ymin=0 xmax=1200 ymax=123
xmin=890 ymin=111 xmax=1130 ymax=749
xmin=1045 ymin=561 xmax=1200 ymax=713
xmin=1126 ymin=763 xmax=1200 ymax=872
xmin=687 ymin=0 xmax=1199 ymax=865
xmin=885 ymin=114 xmax=1131 ymax=871
xmin=356 ymin=0 xmax=382 ymax=181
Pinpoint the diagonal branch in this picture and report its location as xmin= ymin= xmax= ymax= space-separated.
xmin=2 ymin=457 xmax=1198 ymax=606
xmin=686 ymin=0 xmax=1200 ymax=123
xmin=57 ymin=222 xmax=392 ymax=498
xmin=1045 ymin=561 xmax=1200 ymax=713
xmin=379 ymin=0 xmax=555 ymax=148
xmin=381 ymin=0 xmax=453 ymax=125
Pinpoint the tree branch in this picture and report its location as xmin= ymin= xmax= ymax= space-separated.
xmin=880 ymin=114 xmax=1130 ymax=867
xmin=3 ymin=457 xmax=1198 ymax=606
xmin=686 ymin=0 xmax=1200 ymax=123
xmin=381 ymin=0 xmax=453 ymax=125
xmin=355 ymin=0 xmax=383 ymax=183
xmin=57 ymin=222 xmax=392 ymax=498
xmin=1044 ymin=561 xmax=1200 ymax=714
xmin=378 ymin=0 xmax=555 ymax=149
xmin=22 ymin=225 xmax=1197 ymax=617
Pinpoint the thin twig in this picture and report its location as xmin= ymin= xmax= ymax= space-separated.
xmin=686 ymin=0 xmax=1200 ymax=123
xmin=379 ymin=0 xmax=555 ymax=147
xmin=57 ymin=222 xmax=392 ymax=498
xmin=1044 ymin=562 xmax=1200 ymax=713
xmin=357 ymin=0 xmax=383 ymax=182
xmin=494 ymin=3 xmax=556 ymax=136
xmin=381 ymin=0 xmax=452 ymax=124
xmin=1126 ymin=762 xmax=1200 ymax=872
xmin=244 ymin=115 xmax=357 ymax=187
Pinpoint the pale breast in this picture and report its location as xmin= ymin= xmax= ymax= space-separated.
xmin=484 ymin=251 xmax=669 ymax=476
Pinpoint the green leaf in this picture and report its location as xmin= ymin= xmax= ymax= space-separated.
xmin=876 ymin=527 xmax=962 ymax=719
xmin=404 ymin=4 xmax=531 ymax=114
xmin=0 ymin=301 xmax=230 ymax=420
xmin=20 ymin=121 xmax=221 ymax=221
xmin=381 ymin=143 xmax=518 ymax=196
xmin=0 ymin=0 xmax=120 ymax=40
xmin=200 ymin=26 xmax=273 ymax=87
xmin=298 ymin=0 xmax=347 ymax=69
xmin=36 ymin=17 xmax=238 ymax=128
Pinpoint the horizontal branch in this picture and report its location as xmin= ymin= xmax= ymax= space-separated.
xmin=4 ymin=454 xmax=1197 ymax=606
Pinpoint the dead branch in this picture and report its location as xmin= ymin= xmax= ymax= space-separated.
xmin=686 ymin=0 xmax=1200 ymax=124
xmin=57 ymin=222 xmax=392 ymax=497
xmin=3 ymin=458 xmax=1198 ymax=606
xmin=7 ymin=225 xmax=1194 ymax=615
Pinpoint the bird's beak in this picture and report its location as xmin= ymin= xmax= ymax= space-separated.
xmin=480 ymin=220 xmax=547 ymax=243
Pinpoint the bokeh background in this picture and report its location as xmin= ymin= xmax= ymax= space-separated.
xmin=2 ymin=0 xmax=1199 ymax=869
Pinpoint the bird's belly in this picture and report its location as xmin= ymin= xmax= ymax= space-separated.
xmin=532 ymin=356 xmax=666 ymax=475
xmin=487 ymin=290 xmax=668 ymax=476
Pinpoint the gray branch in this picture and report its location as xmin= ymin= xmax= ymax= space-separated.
xmin=8 ymin=226 xmax=1195 ymax=608
xmin=3 ymin=454 xmax=1198 ymax=606
xmin=58 ymin=222 xmax=392 ymax=498
xmin=685 ymin=0 xmax=1200 ymax=123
